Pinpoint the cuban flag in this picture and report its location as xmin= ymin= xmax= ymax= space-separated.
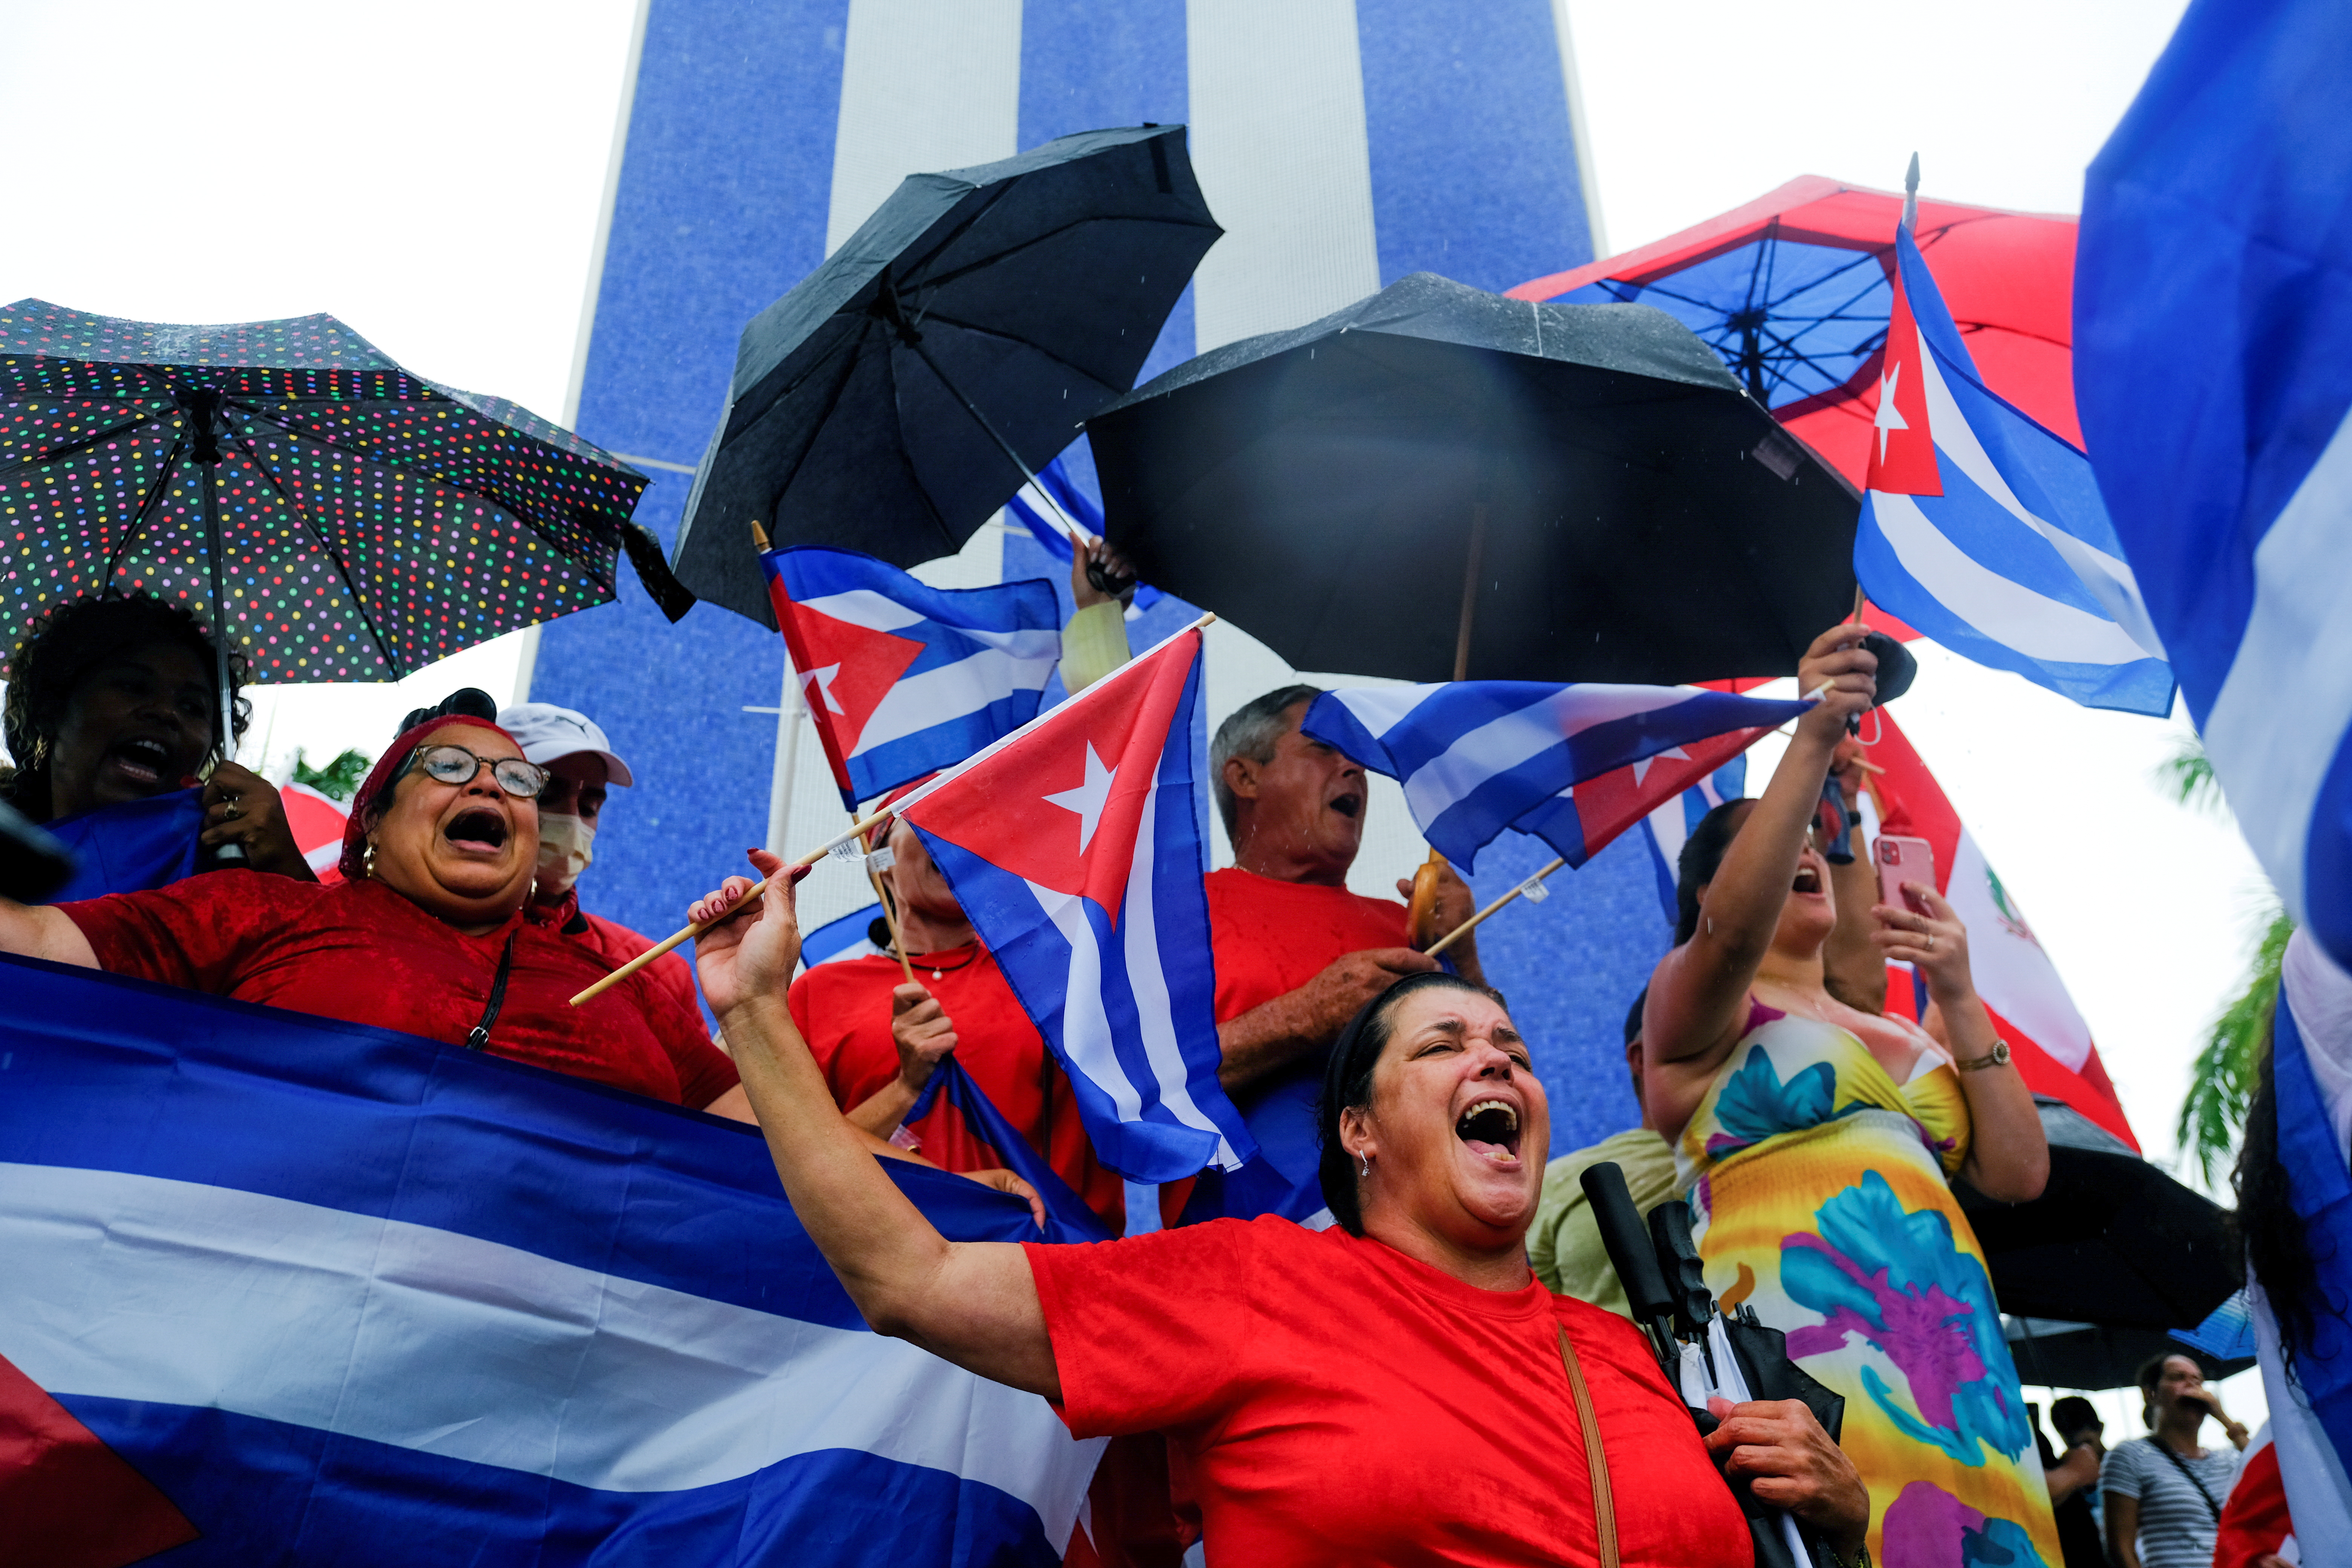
xmin=1300 ymin=683 xmax=1807 ymax=873
xmin=1856 ymin=225 xmax=2173 ymax=716
xmin=0 ymin=957 xmax=1105 ymax=1566
xmin=896 ymin=628 xmax=1252 ymax=1183
xmin=1636 ymin=747 xmax=1753 ymax=924
xmin=2075 ymin=0 xmax=2352 ymax=971
xmin=763 ymin=545 xmax=1061 ymax=808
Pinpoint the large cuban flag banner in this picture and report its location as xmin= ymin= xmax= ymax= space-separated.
xmin=763 ymin=545 xmax=1061 ymax=808
xmin=2075 ymin=0 xmax=2352 ymax=972
xmin=1300 ymin=683 xmax=1808 ymax=873
xmin=897 ymin=628 xmax=1252 ymax=1184
xmin=0 ymin=958 xmax=1104 ymax=1566
xmin=1857 ymin=225 xmax=2174 ymax=716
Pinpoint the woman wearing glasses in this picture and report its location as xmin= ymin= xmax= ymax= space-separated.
xmin=0 ymin=698 xmax=745 ymax=1110
xmin=1641 ymin=623 xmax=2055 ymax=1568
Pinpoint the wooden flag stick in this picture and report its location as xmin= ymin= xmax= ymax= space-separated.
xmin=859 ymin=810 xmax=918 ymax=984
xmin=1424 ymin=856 xmax=1566 ymax=959
xmin=570 ymin=609 xmax=1220 ymax=1007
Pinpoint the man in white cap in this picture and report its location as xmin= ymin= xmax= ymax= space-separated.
xmin=497 ymin=702 xmax=697 ymax=1020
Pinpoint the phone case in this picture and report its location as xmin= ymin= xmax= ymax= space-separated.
xmin=1876 ymin=835 xmax=1935 ymax=911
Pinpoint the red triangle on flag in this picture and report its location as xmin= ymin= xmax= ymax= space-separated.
xmin=0 ymin=1350 xmax=198 ymax=1568
xmin=1864 ymin=256 xmax=1943 ymax=498
xmin=1569 ymin=727 xmax=1769 ymax=859
xmin=905 ymin=632 xmax=1200 ymax=917
xmin=767 ymin=576 xmax=924 ymax=781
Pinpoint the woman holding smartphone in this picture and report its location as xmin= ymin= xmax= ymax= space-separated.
xmin=1642 ymin=622 xmax=2055 ymax=1568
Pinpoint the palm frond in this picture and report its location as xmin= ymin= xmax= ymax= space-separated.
xmin=2174 ymin=900 xmax=2294 ymax=1182
xmin=292 ymin=747 xmax=372 ymax=803
xmin=2158 ymin=735 xmax=2230 ymax=816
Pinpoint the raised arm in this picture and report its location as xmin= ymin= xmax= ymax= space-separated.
xmin=0 ymin=897 xmax=100 ymax=969
xmin=693 ymin=853 xmax=1060 ymax=1398
xmin=1643 ymin=626 xmax=1877 ymax=1070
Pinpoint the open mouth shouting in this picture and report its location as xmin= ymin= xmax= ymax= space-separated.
xmin=1326 ymin=788 xmax=1363 ymax=820
xmin=1792 ymin=863 xmax=1823 ymax=896
xmin=104 ymin=736 xmax=176 ymax=792
xmin=443 ymin=806 xmax=511 ymax=857
xmin=1455 ymin=1098 xmax=1522 ymax=1166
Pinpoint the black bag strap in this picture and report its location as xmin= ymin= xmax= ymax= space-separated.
xmin=2147 ymin=1436 xmax=2223 ymax=1524
xmin=464 ymin=931 xmax=521 ymax=1052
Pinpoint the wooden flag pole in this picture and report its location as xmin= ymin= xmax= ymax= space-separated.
xmin=861 ymin=813 xmax=919 ymax=985
xmin=570 ymin=609 xmax=1220 ymax=1007
xmin=1424 ymin=856 xmax=1566 ymax=959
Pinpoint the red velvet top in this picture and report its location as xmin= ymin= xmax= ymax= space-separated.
xmin=60 ymin=872 xmax=738 ymax=1108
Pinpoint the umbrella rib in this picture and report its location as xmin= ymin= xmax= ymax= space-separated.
xmin=905 ymin=309 xmax=1122 ymax=390
xmin=98 ymin=428 xmax=190 ymax=592
xmin=888 ymin=346 xmax=983 ymax=555
xmin=0 ymin=404 xmax=173 ymax=482
xmin=906 ymin=212 xmax=1222 ymax=300
xmin=224 ymin=423 xmax=405 ymax=678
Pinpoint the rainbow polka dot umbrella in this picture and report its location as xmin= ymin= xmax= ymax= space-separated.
xmin=0 ymin=300 xmax=691 ymax=745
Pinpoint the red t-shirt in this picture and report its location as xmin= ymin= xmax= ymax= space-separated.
xmin=788 ymin=945 xmax=1124 ymax=1228
xmin=61 ymin=873 xmax=739 ymax=1109
xmin=547 ymin=893 xmax=700 ymax=1024
xmin=1203 ymin=867 xmax=1411 ymax=1023
xmin=1027 ymin=1217 xmax=1749 ymax=1568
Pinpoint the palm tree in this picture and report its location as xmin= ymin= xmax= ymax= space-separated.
xmin=2162 ymin=739 xmax=2294 ymax=1182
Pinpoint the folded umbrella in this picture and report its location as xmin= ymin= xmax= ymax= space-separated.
xmin=0 ymin=300 xmax=689 ymax=752
xmin=672 ymin=124 xmax=1220 ymax=627
xmin=1085 ymin=271 xmax=1862 ymax=686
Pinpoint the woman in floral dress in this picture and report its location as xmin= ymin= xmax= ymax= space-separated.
xmin=1642 ymin=623 xmax=2058 ymax=1568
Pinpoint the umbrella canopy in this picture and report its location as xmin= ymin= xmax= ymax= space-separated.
xmin=0 ymin=300 xmax=686 ymax=698
xmin=1958 ymin=1098 xmax=2240 ymax=1331
xmin=672 ymin=124 xmax=1221 ymax=628
xmin=1086 ymin=271 xmax=1861 ymax=686
xmin=2001 ymin=1316 xmax=2251 ymax=1392
xmin=1509 ymin=176 xmax=2080 ymax=491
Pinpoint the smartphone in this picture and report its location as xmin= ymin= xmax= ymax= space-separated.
xmin=1876 ymin=835 xmax=1936 ymax=912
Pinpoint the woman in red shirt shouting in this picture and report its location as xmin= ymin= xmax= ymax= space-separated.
xmin=692 ymin=851 xmax=1871 ymax=1567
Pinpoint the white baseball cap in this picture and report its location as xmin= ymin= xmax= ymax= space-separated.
xmin=495 ymin=703 xmax=635 ymax=787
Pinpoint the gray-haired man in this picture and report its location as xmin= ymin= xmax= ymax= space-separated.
xmin=1204 ymin=686 xmax=1485 ymax=1091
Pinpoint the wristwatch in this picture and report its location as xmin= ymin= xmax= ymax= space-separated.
xmin=1954 ymin=1040 xmax=2011 ymax=1072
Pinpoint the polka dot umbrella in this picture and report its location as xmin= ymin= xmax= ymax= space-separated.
xmin=0 ymin=299 xmax=692 ymax=751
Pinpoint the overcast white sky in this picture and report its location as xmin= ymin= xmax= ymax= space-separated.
xmin=1 ymin=0 xmax=2256 ymax=1171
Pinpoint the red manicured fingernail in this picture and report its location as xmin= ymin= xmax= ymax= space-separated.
xmin=789 ymin=864 xmax=813 ymax=885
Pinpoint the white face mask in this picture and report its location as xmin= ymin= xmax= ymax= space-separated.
xmin=536 ymin=812 xmax=595 ymax=896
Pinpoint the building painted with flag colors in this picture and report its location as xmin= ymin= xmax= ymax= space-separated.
xmin=519 ymin=0 xmax=1686 ymax=1147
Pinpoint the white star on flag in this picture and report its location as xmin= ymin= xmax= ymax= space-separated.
xmin=1044 ymin=743 xmax=1117 ymax=853
xmin=1629 ymin=745 xmax=1689 ymax=787
xmin=798 ymin=663 xmax=845 ymax=715
xmin=1874 ymin=362 xmax=1909 ymax=464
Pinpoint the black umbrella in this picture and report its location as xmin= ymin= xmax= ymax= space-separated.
xmin=2002 ymin=1316 xmax=2251 ymax=1391
xmin=1958 ymin=1098 xmax=2240 ymax=1332
xmin=1085 ymin=271 xmax=1861 ymax=685
xmin=672 ymin=124 xmax=1220 ymax=628
xmin=0 ymin=300 xmax=690 ymax=754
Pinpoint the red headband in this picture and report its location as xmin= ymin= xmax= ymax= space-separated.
xmin=338 ymin=714 xmax=516 ymax=881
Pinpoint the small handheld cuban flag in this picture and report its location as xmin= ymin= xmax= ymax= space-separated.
xmin=896 ymin=626 xmax=1251 ymax=1183
xmin=2076 ymin=0 xmax=2352 ymax=972
xmin=1856 ymin=222 xmax=2173 ymax=716
xmin=762 ymin=545 xmax=1061 ymax=808
xmin=1300 ymin=682 xmax=1807 ymax=872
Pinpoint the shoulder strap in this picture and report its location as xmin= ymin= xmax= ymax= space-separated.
xmin=464 ymin=931 xmax=522 ymax=1051
xmin=2147 ymin=1436 xmax=2223 ymax=1524
xmin=1556 ymin=1326 xmax=1620 ymax=1568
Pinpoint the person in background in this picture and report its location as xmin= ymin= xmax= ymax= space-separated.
xmin=2102 ymin=1353 xmax=2250 ymax=1568
xmin=787 ymin=787 xmax=1125 ymax=1232
xmin=2039 ymin=1396 xmax=2108 ymax=1568
xmin=1641 ymin=622 xmax=2055 ymax=1566
xmin=496 ymin=701 xmax=696 ymax=1020
xmin=1527 ymin=990 xmax=1677 ymax=1312
xmin=2 ymin=592 xmax=309 ymax=894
